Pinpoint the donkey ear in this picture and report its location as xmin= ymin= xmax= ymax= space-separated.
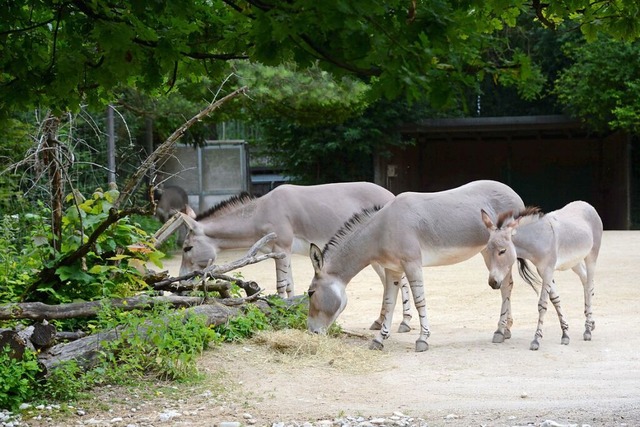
xmin=309 ymin=243 xmax=324 ymax=274
xmin=480 ymin=209 xmax=496 ymax=230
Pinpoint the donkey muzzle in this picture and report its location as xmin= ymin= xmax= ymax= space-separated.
xmin=488 ymin=278 xmax=501 ymax=290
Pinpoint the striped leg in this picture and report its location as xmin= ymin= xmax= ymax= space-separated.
xmin=275 ymin=254 xmax=294 ymax=298
xmin=404 ymin=263 xmax=430 ymax=352
xmin=531 ymin=271 xmax=553 ymax=351
xmin=369 ymin=264 xmax=412 ymax=332
xmin=369 ymin=270 xmax=402 ymax=350
xmin=573 ymin=260 xmax=596 ymax=340
xmin=493 ymin=270 xmax=514 ymax=343
xmin=547 ymin=280 xmax=570 ymax=345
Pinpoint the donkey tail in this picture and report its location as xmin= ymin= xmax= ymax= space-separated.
xmin=517 ymin=258 xmax=540 ymax=295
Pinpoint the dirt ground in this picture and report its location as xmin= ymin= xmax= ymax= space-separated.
xmin=26 ymin=231 xmax=640 ymax=426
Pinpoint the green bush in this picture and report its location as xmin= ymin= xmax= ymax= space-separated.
xmin=94 ymin=303 xmax=217 ymax=381
xmin=0 ymin=347 xmax=40 ymax=411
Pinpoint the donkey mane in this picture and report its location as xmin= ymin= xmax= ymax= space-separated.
xmin=323 ymin=206 xmax=384 ymax=256
xmin=195 ymin=192 xmax=255 ymax=221
xmin=496 ymin=206 xmax=544 ymax=228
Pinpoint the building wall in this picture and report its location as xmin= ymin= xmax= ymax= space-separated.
xmin=381 ymin=122 xmax=630 ymax=229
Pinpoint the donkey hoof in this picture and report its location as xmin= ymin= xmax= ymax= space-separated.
xmin=583 ymin=330 xmax=592 ymax=341
xmin=492 ymin=331 xmax=505 ymax=343
xmin=415 ymin=340 xmax=429 ymax=352
xmin=529 ymin=340 xmax=540 ymax=351
xmin=397 ymin=322 xmax=411 ymax=333
xmin=369 ymin=320 xmax=383 ymax=331
xmin=504 ymin=329 xmax=512 ymax=340
xmin=561 ymin=335 xmax=570 ymax=345
xmin=369 ymin=340 xmax=384 ymax=351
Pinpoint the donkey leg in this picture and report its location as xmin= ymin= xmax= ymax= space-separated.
xmin=368 ymin=263 xmax=412 ymax=332
xmin=404 ymin=264 xmax=430 ymax=352
xmin=531 ymin=274 xmax=552 ymax=351
xmin=579 ymin=258 xmax=597 ymax=341
xmin=395 ymin=275 xmax=412 ymax=333
xmin=370 ymin=270 xmax=402 ymax=350
xmin=275 ymin=253 xmax=294 ymax=298
xmin=493 ymin=271 xmax=514 ymax=343
xmin=547 ymin=279 xmax=570 ymax=345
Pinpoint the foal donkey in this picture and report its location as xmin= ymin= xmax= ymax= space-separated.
xmin=481 ymin=201 xmax=603 ymax=350
xmin=179 ymin=182 xmax=413 ymax=332
xmin=307 ymin=180 xmax=525 ymax=352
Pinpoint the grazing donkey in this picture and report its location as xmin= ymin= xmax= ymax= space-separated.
xmin=481 ymin=201 xmax=603 ymax=350
xmin=180 ymin=182 xmax=413 ymax=332
xmin=307 ymin=180 xmax=525 ymax=352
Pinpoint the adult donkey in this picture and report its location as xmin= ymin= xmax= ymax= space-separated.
xmin=481 ymin=201 xmax=603 ymax=350
xmin=307 ymin=180 xmax=525 ymax=352
xmin=180 ymin=182 xmax=413 ymax=332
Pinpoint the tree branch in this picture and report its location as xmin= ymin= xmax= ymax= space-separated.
xmin=114 ymin=84 xmax=248 ymax=208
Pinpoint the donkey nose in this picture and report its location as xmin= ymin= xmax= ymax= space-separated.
xmin=488 ymin=278 xmax=501 ymax=289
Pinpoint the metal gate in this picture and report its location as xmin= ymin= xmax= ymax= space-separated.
xmin=160 ymin=140 xmax=250 ymax=213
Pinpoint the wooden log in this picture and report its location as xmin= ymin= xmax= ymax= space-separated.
xmin=30 ymin=321 xmax=57 ymax=349
xmin=0 ymin=330 xmax=27 ymax=360
xmin=37 ymin=300 xmax=241 ymax=374
xmin=0 ymin=295 xmax=207 ymax=321
xmin=55 ymin=330 xmax=87 ymax=342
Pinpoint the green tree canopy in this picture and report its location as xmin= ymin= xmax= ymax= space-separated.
xmin=3 ymin=0 xmax=640 ymax=118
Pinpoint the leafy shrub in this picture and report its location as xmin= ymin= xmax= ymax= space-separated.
xmin=0 ymin=347 xmax=40 ymax=411
xmin=94 ymin=303 xmax=217 ymax=381
xmin=214 ymin=305 xmax=271 ymax=342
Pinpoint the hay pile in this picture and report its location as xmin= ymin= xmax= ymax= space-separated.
xmin=248 ymin=329 xmax=386 ymax=373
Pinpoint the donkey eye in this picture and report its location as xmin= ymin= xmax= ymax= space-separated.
xmin=498 ymin=248 xmax=507 ymax=255
xmin=183 ymin=245 xmax=193 ymax=253
xmin=307 ymin=289 xmax=315 ymax=298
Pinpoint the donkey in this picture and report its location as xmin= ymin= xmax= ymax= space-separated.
xmin=154 ymin=185 xmax=196 ymax=245
xmin=307 ymin=180 xmax=525 ymax=352
xmin=180 ymin=182 xmax=413 ymax=332
xmin=481 ymin=201 xmax=603 ymax=350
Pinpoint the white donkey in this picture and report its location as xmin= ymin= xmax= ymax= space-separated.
xmin=180 ymin=182 xmax=413 ymax=332
xmin=481 ymin=201 xmax=603 ymax=350
xmin=307 ymin=180 xmax=525 ymax=352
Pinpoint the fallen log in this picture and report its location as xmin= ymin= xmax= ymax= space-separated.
xmin=37 ymin=299 xmax=270 ymax=374
xmin=0 ymin=295 xmax=206 ymax=321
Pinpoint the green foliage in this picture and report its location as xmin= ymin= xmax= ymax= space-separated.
xmin=251 ymin=98 xmax=425 ymax=183
xmin=35 ymin=360 xmax=87 ymax=402
xmin=94 ymin=303 xmax=216 ymax=381
xmin=0 ymin=186 xmax=165 ymax=305
xmin=234 ymin=62 xmax=369 ymax=124
xmin=554 ymin=37 xmax=640 ymax=132
xmin=0 ymin=211 xmax=51 ymax=302
xmin=214 ymin=305 xmax=270 ymax=342
xmin=4 ymin=1 xmax=640 ymax=119
xmin=263 ymin=295 xmax=310 ymax=331
xmin=212 ymin=295 xmax=315 ymax=341
xmin=0 ymin=347 xmax=40 ymax=411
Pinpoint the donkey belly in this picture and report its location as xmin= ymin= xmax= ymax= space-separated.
xmin=421 ymin=243 xmax=485 ymax=267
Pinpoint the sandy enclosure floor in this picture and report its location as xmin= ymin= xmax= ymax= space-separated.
xmin=25 ymin=231 xmax=640 ymax=427
xmin=156 ymin=230 xmax=639 ymax=426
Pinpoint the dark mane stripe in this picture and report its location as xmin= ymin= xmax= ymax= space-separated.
xmin=496 ymin=206 xmax=544 ymax=229
xmin=323 ymin=205 xmax=384 ymax=256
xmin=195 ymin=192 xmax=255 ymax=221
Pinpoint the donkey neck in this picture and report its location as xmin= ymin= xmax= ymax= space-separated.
xmin=198 ymin=201 xmax=267 ymax=249
xmin=512 ymin=216 xmax=553 ymax=263
xmin=323 ymin=220 xmax=380 ymax=285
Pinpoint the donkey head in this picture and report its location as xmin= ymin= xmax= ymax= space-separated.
xmin=481 ymin=209 xmax=519 ymax=290
xmin=179 ymin=213 xmax=219 ymax=276
xmin=306 ymin=243 xmax=348 ymax=334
